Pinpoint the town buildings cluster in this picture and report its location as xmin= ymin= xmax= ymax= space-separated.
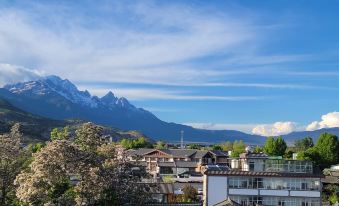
xmin=125 ymin=147 xmax=326 ymax=206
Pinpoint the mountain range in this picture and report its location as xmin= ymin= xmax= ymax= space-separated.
xmin=0 ymin=75 xmax=338 ymax=144
xmin=0 ymin=96 xmax=148 ymax=143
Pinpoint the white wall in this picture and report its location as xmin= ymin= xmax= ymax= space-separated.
xmin=229 ymin=189 xmax=258 ymax=195
xmin=260 ymin=189 xmax=289 ymax=196
xmin=290 ymin=191 xmax=321 ymax=198
xmin=206 ymin=176 xmax=228 ymax=206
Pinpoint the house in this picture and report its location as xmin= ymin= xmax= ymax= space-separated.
xmin=203 ymin=152 xmax=323 ymax=206
xmin=126 ymin=148 xmax=228 ymax=179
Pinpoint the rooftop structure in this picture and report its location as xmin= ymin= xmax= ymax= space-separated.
xmin=203 ymin=152 xmax=323 ymax=206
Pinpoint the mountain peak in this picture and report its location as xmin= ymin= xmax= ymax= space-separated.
xmin=103 ymin=91 xmax=116 ymax=99
xmin=101 ymin=91 xmax=118 ymax=106
xmin=116 ymin=97 xmax=134 ymax=109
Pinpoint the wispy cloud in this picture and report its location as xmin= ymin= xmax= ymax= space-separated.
xmin=286 ymin=71 xmax=339 ymax=76
xmin=84 ymin=87 xmax=265 ymax=101
xmin=184 ymin=122 xmax=257 ymax=133
xmin=0 ymin=1 xmax=258 ymax=85
xmin=0 ymin=63 xmax=43 ymax=86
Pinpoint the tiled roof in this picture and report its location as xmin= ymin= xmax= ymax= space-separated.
xmin=126 ymin=148 xmax=155 ymax=156
xmin=167 ymin=149 xmax=197 ymax=158
xmin=205 ymin=169 xmax=323 ymax=178
xmin=239 ymin=152 xmax=268 ymax=159
xmin=175 ymin=161 xmax=198 ymax=168
xmin=214 ymin=197 xmax=241 ymax=206
xmin=210 ymin=150 xmax=229 ymax=157
xmin=158 ymin=162 xmax=175 ymax=167
xmin=192 ymin=150 xmax=209 ymax=159
xmin=128 ymin=148 xmax=201 ymax=158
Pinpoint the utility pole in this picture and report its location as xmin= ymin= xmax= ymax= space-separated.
xmin=180 ymin=130 xmax=184 ymax=149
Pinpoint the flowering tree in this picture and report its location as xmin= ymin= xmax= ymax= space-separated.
xmin=0 ymin=123 xmax=27 ymax=205
xmin=15 ymin=123 xmax=152 ymax=206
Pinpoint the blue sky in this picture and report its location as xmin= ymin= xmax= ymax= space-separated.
xmin=1 ymin=0 xmax=339 ymax=136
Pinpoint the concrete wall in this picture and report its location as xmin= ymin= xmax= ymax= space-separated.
xmin=206 ymin=176 xmax=228 ymax=206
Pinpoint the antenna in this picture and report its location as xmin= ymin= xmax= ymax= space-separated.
xmin=180 ymin=130 xmax=184 ymax=149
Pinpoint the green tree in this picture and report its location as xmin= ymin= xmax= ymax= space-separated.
xmin=155 ymin=141 xmax=167 ymax=149
xmin=231 ymin=140 xmax=246 ymax=157
xmin=51 ymin=126 xmax=70 ymax=141
xmin=187 ymin=144 xmax=201 ymax=150
xmin=221 ymin=141 xmax=233 ymax=151
xmin=27 ymin=142 xmax=45 ymax=153
xmin=264 ymin=137 xmax=275 ymax=155
xmin=314 ymin=133 xmax=339 ymax=169
xmin=212 ymin=145 xmax=223 ymax=151
xmin=294 ymin=137 xmax=314 ymax=152
xmin=264 ymin=136 xmax=287 ymax=156
xmin=297 ymin=147 xmax=320 ymax=163
xmin=254 ymin=145 xmax=263 ymax=153
xmin=120 ymin=137 xmax=153 ymax=149
xmin=273 ymin=136 xmax=287 ymax=156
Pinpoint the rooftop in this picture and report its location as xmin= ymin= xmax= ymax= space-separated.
xmin=205 ymin=169 xmax=323 ymax=178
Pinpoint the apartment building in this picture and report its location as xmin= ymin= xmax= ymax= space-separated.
xmin=203 ymin=152 xmax=323 ymax=206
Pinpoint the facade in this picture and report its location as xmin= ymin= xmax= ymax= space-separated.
xmin=203 ymin=153 xmax=323 ymax=206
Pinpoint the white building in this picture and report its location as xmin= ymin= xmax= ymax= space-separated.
xmin=203 ymin=153 xmax=322 ymax=206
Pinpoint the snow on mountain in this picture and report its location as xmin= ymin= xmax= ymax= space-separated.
xmin=100 ymin=91 xmax=118 ymax=108
xmin=3 ymin=75 xmax=136 ymax=110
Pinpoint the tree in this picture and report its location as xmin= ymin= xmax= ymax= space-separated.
xmin=264 ymin=136 xmax=287 ymax=156
xmin=187 ymin=144 xmax=201 ymax=150
xmin=264 ymin=137 xmax=275 ymax=155
xmin=297 ymin=147 xmax=320 ymax=161
xmin=0 ymin=124 xmax=27 ymax=205
xmin=295 ymin=137 xmax=314 ymax=152
xmin=15 ymin=123 xmax=153 ymax=206
xmin=254 ymin=145 xmax=263 ymax=153
xmin=51 ymin=126 xmax=71 ymax=141
xmin=273 ymin=136 xmax=287 ymax=156
xmin=120 ymin=137 xmax=153 ymax=150
xmin=155 ymin=141 xmax=167 ymax=149
xmin=231 ymin=140 xmax=246 ymax=157
xmin=75 ymin=123 xmax=103 ymax=152
xmin=182 ymin=185 xmax=198 ymax=202
xmin=27 ymin=142 xmax=45 ymax=153
xmin=221 ymin=141 xmax=233 ymax=151
xmin=212 ymin=145 xmax=223 ymax=151
xmin=314 ymin=133 xmax=339 ymax=169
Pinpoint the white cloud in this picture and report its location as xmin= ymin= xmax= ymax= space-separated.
xmin=306 ymin=112 xmax=339 ymax=131
xmin=252 ymin=121 xmax=299 ymax=136
xmin=0 ymin=63 xmax=43 ymax=86
xmin=187 ymin=112 xmax=339 ymax=135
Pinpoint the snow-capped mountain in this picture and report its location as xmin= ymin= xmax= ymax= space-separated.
xmin=4 ymin=75 xmax=135 ymax=110
xmin=0 ymin=75 xmax=266 ymax=144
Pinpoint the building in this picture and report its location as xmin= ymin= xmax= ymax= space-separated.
xmin=203 ymin=152 xmax=323 ymax=206
xmin=126 ymin=148 xmax=228 ymax=179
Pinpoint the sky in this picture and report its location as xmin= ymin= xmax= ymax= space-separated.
xmin=1 ymin=0 xmax=339 ymax=136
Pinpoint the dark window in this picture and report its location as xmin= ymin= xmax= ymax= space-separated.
xmin=159 ymin=167 xmax=173 ymax=174
xmin=249 ymin=162 xmax=255 ymax=171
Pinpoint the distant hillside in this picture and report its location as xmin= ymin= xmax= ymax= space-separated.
xmin=0 ymin=98 xmax=150 ymax=143
xmin=281 ymin=127 xmax=339 ymax=144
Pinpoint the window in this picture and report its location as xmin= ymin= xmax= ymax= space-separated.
xmin=249 ymin=162 xmax=255 ymax=171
